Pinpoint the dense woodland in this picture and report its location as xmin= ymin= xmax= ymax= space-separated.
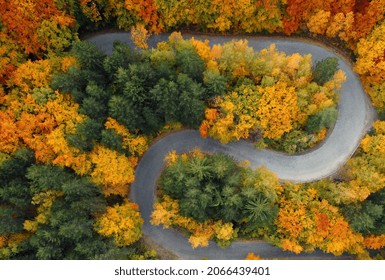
xmin=199 ymin=45 xmax=343 ymax=153
xmin=1 ymin=0 xmax=385 ymax=259
xmin=152 ymin=149 xmax=280 ymax=249
xmin=153 ymin=150 xmax=371 ymax=257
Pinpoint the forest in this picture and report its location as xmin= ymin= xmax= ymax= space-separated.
xmin=1 ymin=0 xmax=385 ymax=260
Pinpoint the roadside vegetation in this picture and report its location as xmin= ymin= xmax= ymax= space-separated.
xmin=199 ymin=44 xmax=343 ymax=153
xmin=1 ymin=0 xmax=385 ymax=259
xmin=152 ymin=149 xmax=279 ymax=248
xmin=152 ymin=149 xmax=385 ymax=259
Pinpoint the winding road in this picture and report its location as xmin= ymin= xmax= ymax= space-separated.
xmin=88 ymin=32 xmax=375 ymax=259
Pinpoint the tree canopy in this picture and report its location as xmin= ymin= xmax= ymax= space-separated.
xmin=2 ymin=0 xmax=385 ymax=260
xmin=152 ymin=150 xmax=281 ymax=248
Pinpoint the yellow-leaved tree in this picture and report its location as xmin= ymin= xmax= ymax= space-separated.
xmin=89 ymin=145 xmax=137 ymax=196
xmin=23 ymin=190 xmax=64 ymax=233
xmin=199 ymin=41 xmax=343 ymax=154
xmin=204 ymin=84 xmax=261 ymax=143
xmin=257 ymin=82 xmax=299 ymax=140
xmin=355 ymin=20 xmax=385 ymax=85
xmin=104 ymin=117 xmax=148 ymax=157
xmin=131 ymin=24 xmax=149 ymax=49
xmin=96 ymin=201 xmax=143 ymax=247
xmin=151 ymin=195 xmax=237 ymax=249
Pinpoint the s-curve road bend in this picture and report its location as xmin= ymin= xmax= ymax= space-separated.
xmin=88 ymin=32 xmax=375 ymax=259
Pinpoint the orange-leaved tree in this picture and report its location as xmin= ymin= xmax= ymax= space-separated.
xmin=275 ymin=183 xmax=368 ymax=258
xmin=0 ymin=0 xmax=75 ymax=57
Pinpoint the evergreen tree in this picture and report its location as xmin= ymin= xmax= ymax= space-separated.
xmin=313 ymin=57 xmax=339 ymax=85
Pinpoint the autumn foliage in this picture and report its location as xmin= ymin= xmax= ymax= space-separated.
xmin=96 ymin=201 xmax=143 ymax=246
xmin=152 ymin=195 xmax=237 ymax=248
xmin=89 ymin=145 xmax=137 ymax=196
xmin=152 ymin=150 xmax=279 ymax=248
xmin=0 ymin=0 xmax=76 ymax=84
xmin=2 ymin=0 xmax=385 ymax=260
xmin=245 ymin=252 xmax=262 ymax=260
xmin=131 ymin=24 xmax=150 ymax=49
xmin=152 ymin=150 xmax=384 ymax=258
xmin=257 ymin=82 xmax=299 ymax=140
xmin=198 ymin=41 xmax=343 ymax=153
xmin=276 ymin=184 xmax=367 ymax=257
xmin=0 ymin=0 xmax=75 ymax=56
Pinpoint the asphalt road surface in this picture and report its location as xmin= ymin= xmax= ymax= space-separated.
xmin=88 ymin=32 xmax=375 ymax=259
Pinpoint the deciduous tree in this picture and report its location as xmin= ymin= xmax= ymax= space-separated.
xmin=96 ymin=201 xmax=143 ymax=246
xmin=89 ymin=145 xmax=137 ymax=196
